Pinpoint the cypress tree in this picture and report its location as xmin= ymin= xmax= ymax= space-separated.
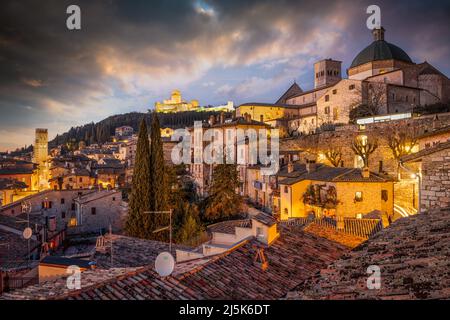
xmin=125 ymin=118 xmax=151 ymax=238
xmin=149 ymin=111 xmax=170 ymax=241
xmin=204 ymin=162 xmax=242 ymax=222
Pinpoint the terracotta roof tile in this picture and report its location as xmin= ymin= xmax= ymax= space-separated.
xmin=287 ymin=208 xmax=450 ymax=300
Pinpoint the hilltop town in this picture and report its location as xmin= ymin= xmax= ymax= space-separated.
xmin=0 ymin=26 xmax=449 ymax=300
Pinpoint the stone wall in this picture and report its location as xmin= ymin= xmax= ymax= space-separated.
xmin=71 ymin=191 xmax=126 ymax=235
xmin=421 ymin=148 xmax=450 ymax=211
xmin=281 ymin=112 xmax=450 ymax=176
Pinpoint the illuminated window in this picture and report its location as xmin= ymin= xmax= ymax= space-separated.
xmin=356 ymin=213 xmax=363 ymax=219
xmin=333 ymin=108 xmax=338 ymax=121
xmin=69 ymin=218 xmax=77 ymax=227
xmin=355 ymin=192 xmax=363 ymax=202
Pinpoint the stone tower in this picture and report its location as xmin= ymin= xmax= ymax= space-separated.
xmin=314 ymin=59 xmax=342 ymax=89
xmin=33 ymin=128 xmax=48 ymax=165
xmin=33 ymin=128 xmax=49 ymax=190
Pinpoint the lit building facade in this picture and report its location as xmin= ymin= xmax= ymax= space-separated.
xmin=33 ymin=128 xmax=49 ymax=190
xmin=237 ymin=27 xmax=450 ymax=134
xmin=155 ymin=90 xmax=199 ymax=113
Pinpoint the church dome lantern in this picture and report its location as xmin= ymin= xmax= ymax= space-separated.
xmin=348 ymin=27 xmax=414 ymax=80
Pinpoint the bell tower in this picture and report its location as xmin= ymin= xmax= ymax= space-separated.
xmin=314 ymin=59 xmax=342 ymax=89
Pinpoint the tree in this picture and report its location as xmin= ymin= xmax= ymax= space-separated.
xmin=351 ymin=135 xmax=378 ymax=167
xmin=176 ymin=203 xmax=203 ymax=246
xmin=349 ymin=82 xmax=386 ymax=123
xmin=324 ymin=148 xmax=343 ymax=167
xmin=125 ymin=118 xmax=151 ymax=238
xmin=148 ymin=111 xmax=170 ymax=241
xmin=388 ymin=129 xmax=418 ymax=161
xmin=203 ymin=162 xmax=242 ymax=222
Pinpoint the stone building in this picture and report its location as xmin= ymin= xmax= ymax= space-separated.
xmin=0 ymin=178 xmax=28 ymax=206
xmin=187 ymin=115 xmax=271 ymax=197
xmin=114 ymin=126 xmax=133 ymax=139
xmin=0 ymin=158 xmax=38 ymax=192
xmin=237 ymin=26 xmax=450 ymax=134
xmin=402 ymin=141 xmax=450 ymax=212
xmin=0 ymin=189 xmax=126 ymax=236
xmin=49 ymin=168 xmax=93 ymax=190
xmin=71 ymin=190 xmax=126 ymax=234
xmin=277 ymin=163 xmax=394 ymax=221
xmin=33 ymin=129 xmax=49 ymax=191
xmin=155 ymin=89 xmax=199 ymax=113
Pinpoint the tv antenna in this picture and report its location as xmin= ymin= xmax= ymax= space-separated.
xmin=144 ymin=209 xmax=173 ymax=252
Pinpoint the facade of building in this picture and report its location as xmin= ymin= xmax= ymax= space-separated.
xmin=49 ymin=168 xmax=93 ymax=190
xmin=0 ymin=158 xmax=38 ymax=192
xmin=188 ymin=115 xmax=271 ymax=197
xmin=277 ymin=163 xmax=394 ymax=222
xmin=402 ymin=141 xmax=450 ymax=212
xmin=0 ymin=189 xmax=126 ymax=235
xmin=114 ymin=126 xmax=134 ymax=138
xmin=33 ymin=129 xmax=49 ymax=191
xmin=155 ymin=90 xmax=199 ymax=113
xmin=0 ymin=178 xmax=28 ymax=206
xmin=237 ymin=27 xmax=450 ymax=135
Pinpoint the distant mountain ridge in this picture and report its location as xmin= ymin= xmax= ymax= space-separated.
xmin=50 ymin=111 xmax=232 ymax=148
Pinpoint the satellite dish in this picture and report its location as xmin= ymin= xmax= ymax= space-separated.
xmin=23 ymin=227 xmax=33 ymax=240
xmin=155 ymin=251 xmax=175 ymax=277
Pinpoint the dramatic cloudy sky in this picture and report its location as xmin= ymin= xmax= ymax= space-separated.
xmin=1 ymin=0 xmax=449 ymax=151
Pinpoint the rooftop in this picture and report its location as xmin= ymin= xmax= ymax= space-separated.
xmin=287 ymin=208 xmax=450 ymax=300
xmin=278 ymin=165 xmax=393 ymax=185
xmin=350 ymin=28 xmax=413 ymax=69
xmin=0 ymin=267 xmax=201 ymax=300
xmin=177 ymin=224 xmax=349 ymax=299
xmin=276 ymin=82 xmax=303 ymax=104
xmin=92 ymin=234 xmax=192 ymax=269
xmin=401 ymin=140 xmax=450 ymax=163
xmin=1 ymin=224 xmax=351 ymax=300
xmin=0 ymin=178 xmax=28 ymax=190
xmin=0 ymin=229 xmax=39 ymax=271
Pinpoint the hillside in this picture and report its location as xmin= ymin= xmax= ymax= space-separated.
xmin=49 ymin=111 xmax=232 ymax=148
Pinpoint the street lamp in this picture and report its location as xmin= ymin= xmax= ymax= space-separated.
xmin=399 ymin=162 xmax=421 ymax=214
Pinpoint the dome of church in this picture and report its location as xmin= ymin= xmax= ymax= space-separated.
xmin=350 ymin=27 xmax=413 ymax=68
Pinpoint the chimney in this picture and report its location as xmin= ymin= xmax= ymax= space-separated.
xmin=220 ymin=112 xmax=225 ymax=124
xmin=208 ymin=115 xmax=216 ymax=126
xmin=372 ymin=27 xmax=385 ymax=41
xmin=287 ymin=161 xmax=294 ymax=173
xmin=362 ymin=166 xmax=370 ymax=178
xmin=306 ymin=160 xmax=316 ymax=173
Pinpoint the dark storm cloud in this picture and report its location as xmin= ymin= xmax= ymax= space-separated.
xmin=0 ymin=0 xmax=449 ymax=150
